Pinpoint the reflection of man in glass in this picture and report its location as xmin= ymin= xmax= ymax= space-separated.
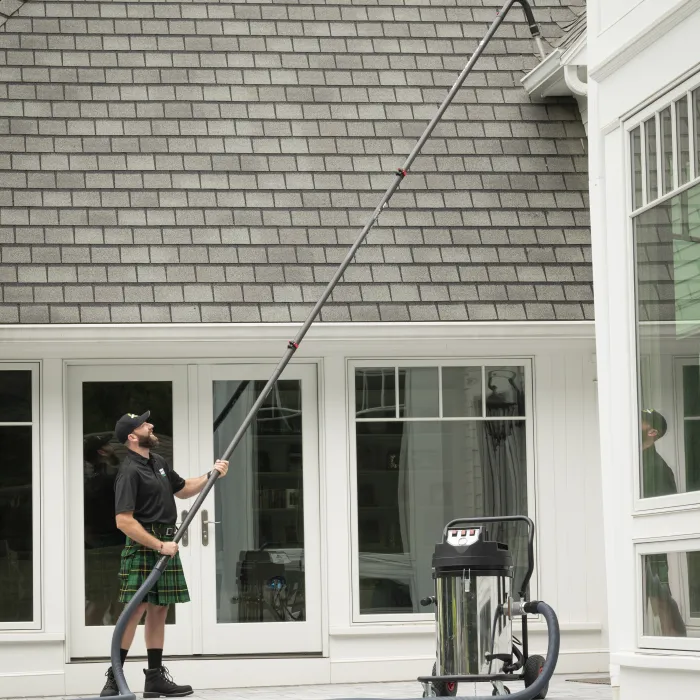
xmin=640 ymin=411 xmax=687 ymax=637
xmin=641 ymin=409 xmax=677 ymax=498
xmin=83 ymin=433 xmax=123 ymax=627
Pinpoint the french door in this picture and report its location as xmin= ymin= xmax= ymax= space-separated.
xmin=67 ymin=362 xmax=322 ymax=658
xmin=195 ymin=364 xmax=322 ymax=654
xmin=67 ymin=365 xmax=194 ymax=658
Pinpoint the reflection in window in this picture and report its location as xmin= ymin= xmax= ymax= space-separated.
xmin=695 ymin=88 xmax=700 ymax=179
xmin=677 ymin=96 xmax=690 ymax=186
xmin=0 ymin=424 xmax=33 ymax=623
xmin=212 ymin=380 xmax=305 ymax=624
xmin=660 ymin=107 xmax=674 ymax=195
xmin=645 ymin=117 xmax=658 ymax=203
xmin=354 ymin=366 xmax=528 ymax=615
xmin=643 ymin=550 xmax=700 ymax=638
xmin=631 ymin=125 xmax=643 ymax=210
xmin=82 ymin=381 xmax=175 ymax=626
xmin=635 ymin=181 xmax=700 ymax=497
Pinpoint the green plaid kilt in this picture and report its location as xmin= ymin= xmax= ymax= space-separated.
xmin=118 ymin=522 xmax=190 ymax=606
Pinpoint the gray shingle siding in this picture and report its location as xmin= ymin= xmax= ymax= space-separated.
xmin=0 ymin=0 xmax=591 ymax=324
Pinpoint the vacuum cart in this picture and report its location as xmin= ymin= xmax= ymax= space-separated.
xmin=70 ymin=2 xmax=560 ymax=699
xmin=418 ymin=516 xmax=551 ymax=698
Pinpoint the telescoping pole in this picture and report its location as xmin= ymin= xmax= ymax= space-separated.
xmin=85 ymin=3 xmax=544 ymax=699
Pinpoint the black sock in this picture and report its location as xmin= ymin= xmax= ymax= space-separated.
xmin=120 ymin=648 xmax=128 ymax=666
xmin=147 ymin=648 xmax=163 ymax=669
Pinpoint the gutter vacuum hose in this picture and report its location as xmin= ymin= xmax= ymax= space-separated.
xmin=69 ymin=2 xmax=546 ymax=699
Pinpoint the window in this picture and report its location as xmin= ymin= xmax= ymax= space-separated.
xmin=0 ymin=364 xmax=40 ymax=628
xmin=640 ymin=543 xmax=700 ymax=648
xmin=635 ymin=181 xmax=700 ymax=498
xmin=631 ymin=87 xmax=698 ymax=211
xmin=351 ymin=362 xmax=531 ymax=619
xmin=631 ymin=75 xmax=700 ymax=653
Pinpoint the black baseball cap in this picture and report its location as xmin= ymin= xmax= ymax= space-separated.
xmin=642 ymin=409 xmax=667 ymax=438
xmin=114 ymin=411 xmax=150 ymax=444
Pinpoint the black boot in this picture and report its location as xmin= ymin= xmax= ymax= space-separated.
xmin=143 ymin=666 xmax=193 ymax=698
xmin=100 ymin=667 xmax=119 ymax=697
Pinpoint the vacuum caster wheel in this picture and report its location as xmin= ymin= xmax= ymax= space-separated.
xmin=523 ymin=655 xmax=548 ymax=699
xmin=491 ymin=687 xmax=510 ymax=695
xmin=431 ymin=662 xmax=458 ymax=697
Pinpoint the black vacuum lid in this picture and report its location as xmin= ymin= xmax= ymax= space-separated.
xmin=432 ymin=529 xmax=512 ymax=572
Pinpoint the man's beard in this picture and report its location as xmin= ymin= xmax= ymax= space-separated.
xmin=137 ymin=433 xmax=159 ymax=448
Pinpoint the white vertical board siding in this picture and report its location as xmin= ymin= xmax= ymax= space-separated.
xmin=533 ymin=350 xmax=606 ymax=632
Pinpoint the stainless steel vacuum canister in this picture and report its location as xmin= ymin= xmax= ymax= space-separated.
xmin=433 ymin=526 xmax=513 ymax=676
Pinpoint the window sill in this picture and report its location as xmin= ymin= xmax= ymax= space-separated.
xmin=613 ymin=650 xmax=700 ymax=671
xmin=331 ymin=621 xmax=603 ymax=636
xmin=331 ymin=623 xmax=433 ymax=637
xmin=0 ymin=632 xmax=64 ymax=643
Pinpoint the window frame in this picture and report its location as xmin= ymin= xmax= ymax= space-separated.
xmin=0 ymin=362 xmax=41 ymax=630
xmin=636 ymin=537 xmax=700 ymax=652
xmin=627 ymin=74 xmax=700 ymax=216
xmin=347 ymin=357 xmax=537 ymax=624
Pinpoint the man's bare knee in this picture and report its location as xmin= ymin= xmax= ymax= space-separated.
xmin=130 ymin=602 xmax=148 ymax=622
xmin=146 ymin=603 xmax=168 ymax=618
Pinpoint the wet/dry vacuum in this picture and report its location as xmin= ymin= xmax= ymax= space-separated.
xmin=417 ymin=517 xmax=558 ymax=698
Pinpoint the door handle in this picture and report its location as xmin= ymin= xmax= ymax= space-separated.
xmin=201 ymin=509 xmax=220 ymax=547
xmin=179 ymin=510 xmax=188 ymax=547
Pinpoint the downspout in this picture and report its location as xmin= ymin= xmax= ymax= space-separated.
xmin=564 ymin=65 xmax=589 ymax=135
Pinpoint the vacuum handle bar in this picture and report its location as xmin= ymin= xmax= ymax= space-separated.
xmin=442 ymin=515 xmax=535 ymax=599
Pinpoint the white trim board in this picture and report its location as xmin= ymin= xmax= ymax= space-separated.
xmin=589 ymin=0 xmax=700 ymax=81
xmin=0 ymin=322 xmax=596 ymax=346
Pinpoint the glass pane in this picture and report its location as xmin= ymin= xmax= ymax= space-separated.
xmin=213 ymin=379 xmax=305 ymax=623
xmin=356 ymin=420 xmax=528 ymax=614
xmin=355 ymin=368 xmax=396 ymax=418
xmin=0 ymin=426 xmax=33 ymax=622
xmin=683 ymin=420 xmax=700 ymax=493
xmin=0 ymin=370 xmax=32 ymax=422
xmin=398 ymin=367 xmax=439 ymax=418
xmin=645 ymin=117 xmax=658 ymax=202
xmin=442 ymin=367 xmax=482 ymax=417
xmin=642 ymin=550 xmax=700 ymax=638
xmin=82 ymin=381 xmax=175 ymax=626
xmin=631 ymin=126 xmax=643 ymax=210
xmin=660 ymin=106 xmax=674 ymax=195
xmin=695 ymin=88 xmax=700 ymax=180
xmin=677 ymin=96 xmax=690 ymax=186
xmin=683 ymin=365 xmax=700 ymax=416
xmin=486 ymin=367 xmax=526 ymax=417
xmin=635 ymin=180 xmax=700 ymax=497
xmin=690 ymin=551 xmax=700 ymax=617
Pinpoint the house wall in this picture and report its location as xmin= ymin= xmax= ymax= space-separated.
xmin=588 ymin=1 xmax=700 ymax=699
xmin=0 ymin=323 xmax=607 ymax=697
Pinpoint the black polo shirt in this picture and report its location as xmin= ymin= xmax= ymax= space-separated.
xmin=114 ymin=449 xmax=186 ymax=526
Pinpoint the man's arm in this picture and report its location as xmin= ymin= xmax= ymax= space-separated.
xmin=116 ymin=512 xmax=167 ymax=552
xmin=173 ymin=459 xmax=229 ymax=499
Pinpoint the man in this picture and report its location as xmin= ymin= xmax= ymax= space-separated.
xmin=641 ymin=408 xmax=677 ymax=498
xmin=100 ymin=411 xmax=228 ymax=698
